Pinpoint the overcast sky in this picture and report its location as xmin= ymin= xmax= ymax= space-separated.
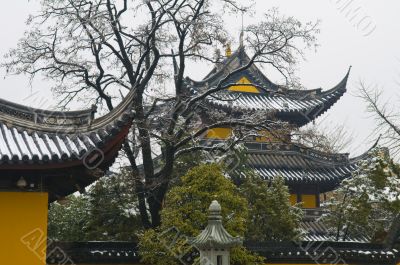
xmin=0 ymin=0 xmax=399 ymax=156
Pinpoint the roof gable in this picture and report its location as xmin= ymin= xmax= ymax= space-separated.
xmin=185 ymin=46 xmax=351 ymax=126
xmin=228 ymin=76 xmax=261 ymax=93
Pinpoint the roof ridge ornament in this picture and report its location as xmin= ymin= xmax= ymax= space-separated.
xmin=192 ymin=200 xmax=242 ymax=249
xmin=225 ymin=43 xmax=232 ymax=57
xmin=192 ymin=200 xmax=242 ymax=265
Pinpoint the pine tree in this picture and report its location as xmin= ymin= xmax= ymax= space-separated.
xmin=48 ymin=195 xmax=91 ymax=241
xmin=139 ymin=163 xmax=263 ymax=265
xmin=240 ymin=174 xmax=303 ymax=242
xmin=85 ymin=170 xmax=143 ymax=241
xmin=48 ymin=169 xmax=143 ymax=241
xmin=323 ymin=148 xmax=400 ymax=242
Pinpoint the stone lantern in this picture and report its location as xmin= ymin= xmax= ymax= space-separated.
xmin=192 ymin=200 xmax=243 ymax=265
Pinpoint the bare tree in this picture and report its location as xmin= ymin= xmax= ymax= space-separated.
xmin=3 ymin=0 xmax=319 ymax=228
xmin=292 ymin=118 xmax=354 ymax=154
xmin=358 ymin=83 xmax=400 ymax=156
xmin=358 ymin=82 xmax=400 ymax=247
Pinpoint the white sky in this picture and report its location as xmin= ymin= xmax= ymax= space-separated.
xmin=0 ymin=0 xmax=399 ymax=157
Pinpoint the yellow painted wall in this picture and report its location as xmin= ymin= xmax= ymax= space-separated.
xmin=205 ymin=128 xmax=289 ymax=142
xmin=228 ymin=77 xmax=260 ymax=93
xmin=289 ymin=194 xmax=297 ymax=205
xmin=0 ymin=192 xmax=48 ymax=265
xmin=290 ymin=194 xmax=317 ymax=208
xmin=206 ymin=128 xmax=232 ymax=139
xmin=301 ymin=194 xmax=317 ymax=208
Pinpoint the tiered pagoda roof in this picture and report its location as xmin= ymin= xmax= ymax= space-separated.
xmin=188 ymin=45 xmax=370 ymax=194
xmin=0 ymin=89 xmax=134 ymax=201
xmin=241 ymin=142 xmax=372 ymax=193
xmin=186 ymin=46 xmax=350 ymax=126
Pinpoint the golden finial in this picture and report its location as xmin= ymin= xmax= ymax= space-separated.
xmin=225 ymin=43 xmax=232 ymax=57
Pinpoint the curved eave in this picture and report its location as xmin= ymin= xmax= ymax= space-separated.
xmin=240 ymin=140 xmax=371 ymax=192
xmin=297 ymin=66 xmax=350 ymax=125
xmin=192 ymin=226 xmax=242 ymax=249
xmin=0 ymin=86 xmax=135 ymax=134
xmin=0 ymin=88 xmax=135 ymax=167
xmin=348 ymin=139 xmax=382 ymax=165
xmin=193 ymin=68 xmax=351 ymax=126
xmin=0 ymin=97 xmax=96 ymax=118
xmin=0 ymin=97 xmax=96 ymax=130
xmin=0 ymin=122 xmax=131 ymax=169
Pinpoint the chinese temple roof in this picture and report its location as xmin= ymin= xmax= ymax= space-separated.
xmin=301 ymin=219 xmax=370 ymax=243
xmin=186 ymin=46 xmax=350 ymax=126
xmin=230 ymin=142 xmax=374 ymax=192
xmin=0 ymin=89 xmax=134 ymax=201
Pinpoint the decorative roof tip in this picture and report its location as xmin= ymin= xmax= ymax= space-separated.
xmin=341 ymin=65 xmax=352 ymax=85
xmin=346 ymin=65 xmax=352 ymax=78
xmin=192 ymin=200 xmax=243 ymax=249
xmin=225 ymin=43 xmax=232 ymax=57
xmin=208 ymin=200 xmax=222 ymax=221
xmin=209 ymin=200 xmax=221 ymax=211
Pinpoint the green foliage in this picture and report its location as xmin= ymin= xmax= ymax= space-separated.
xmin=48 ymin=195 xmax=91 ymax=241
xmin=323 ymin=148 xmax=400 ymax=242
xmin=240 ymin=173 xmax=303 ymax=242
xmin=85 ymin=170 xmax=143 ymax=241
xmin=139 ymin=163 xmax=263 ymax=265
xmin=48 ymin=170 xmax=143 ymax=241
xmin=169 ymin=150 xmax=207 ymax=187
xmin=48 ymin=152 xmax=205 ymax=242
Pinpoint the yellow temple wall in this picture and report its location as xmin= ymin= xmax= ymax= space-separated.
xmin=228 ymin=76 xmax=260 ymax=93
xmin=289 ymin=194 xmax=297 ymax=205
xmin=290 ymin=194 xmax=318 ymax=208
xmin=205 ymin=128 xmax=288 ymax=143
xmin=0 ymin=192 xmax=48 ymax=265
xmin=301 ymin=194 xmax=317 ymax=208
xmin=206 ymin=128 xmax=232 ymax=139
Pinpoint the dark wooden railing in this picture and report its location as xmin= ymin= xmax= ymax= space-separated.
xmin=47 ymin=240 xmax=399 ymax=265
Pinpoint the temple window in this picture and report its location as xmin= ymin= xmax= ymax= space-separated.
xmin=217 ymin=255 xmax=223 ymax=265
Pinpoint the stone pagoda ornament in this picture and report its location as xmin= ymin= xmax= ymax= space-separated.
xmin=192 ymin=200 xmax=243 ymax=265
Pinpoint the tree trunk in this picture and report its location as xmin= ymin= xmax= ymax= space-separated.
xmin=384 ymin=213 xmax=400 ymax=248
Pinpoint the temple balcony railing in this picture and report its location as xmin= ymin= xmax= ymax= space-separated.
xmin=303 ymin=207 xmax=326 ymax=220
xmin=199 ymin=139 xmax=350 ymax=163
